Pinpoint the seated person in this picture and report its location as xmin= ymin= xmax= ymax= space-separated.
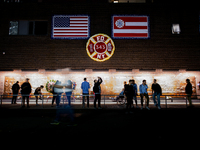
xmin=113 ymin=88 xmax=124 ymax=102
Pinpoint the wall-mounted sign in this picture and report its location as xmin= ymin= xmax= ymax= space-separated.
xmin=52 ymin=15 xmax=90 ymax=39
xmin=86 ymin=33 xmax=115 ymax=62
xmin=112 ymin=15 xmax=150 ymax=39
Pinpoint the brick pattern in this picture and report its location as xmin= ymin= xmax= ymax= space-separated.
xmin=0 ymin=3 xmax=200 ymax=70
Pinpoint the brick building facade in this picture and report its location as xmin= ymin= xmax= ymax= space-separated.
xmin=0 ymin=1 xmax=200 ymax=71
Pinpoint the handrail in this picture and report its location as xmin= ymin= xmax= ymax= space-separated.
xmin=0 ymin=94 xmax=200 ymax=108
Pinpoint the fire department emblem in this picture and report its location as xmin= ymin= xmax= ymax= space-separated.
xmin=86 ymin=33 xmax=115 ymax=62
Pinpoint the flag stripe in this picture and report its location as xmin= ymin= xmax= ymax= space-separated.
xmin=53 ymin=35 xmax=88 ymax=37
xmin=54 ymin=27 xmax=88 ymax=30
xmin=54 ymin=30 xmax=88 ymax=33
xmin=114 ymin=29 xmax=148 ymax=33
xmin=70 ymin=24 xmax=88 ymax=27
xmin=114 ymin=33 xmax=148 ymax=37
xmin=125 ymin=22 xmax=148 ymax=26
xmin=70 ymin=17 xmax=88 ymax=19
xmin=114 ymin=26 xmax=148 ymax=30
xmin=54 ymin=32 xmax=88 ymax=35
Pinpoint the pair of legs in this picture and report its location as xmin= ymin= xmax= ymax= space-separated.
xmin=56 ymin=93 xmax=61 ymax=107
xmin=94 ymin=94 xmax=101 ymax=108
xmin=22 ymin=96 xmax=30 ymax=107
xmin=65 ymin=92 xmax=72 ymax=107
xmin=35 ymin=94 xmax=42 ymax=105
xmin=153 ymin=92 xmax=161 ymax=107
xmin=133 ymin=95 xmax=138 ymax=106
xmin=187 ymin=94 xmax=192 ymax=106
xmin=82 ymin=93 xmax=89 ymax=108
xmin=12 ymin=93 xmax=18 ymax=104
xmin=52 ymin=95 xmax=57 ymax=106
xmin=126 ymin=95 xmax=133 ymax=113
xmin=56 ymin=92 xmax=72 ymax=107
xmin=140 ymin=93 xmax=149 ymax=107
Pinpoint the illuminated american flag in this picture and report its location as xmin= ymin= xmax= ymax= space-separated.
xmin=52 ymin=15 xmax=89 ymax=39
xmin=112 ymin=15 xmax=150 ymax=39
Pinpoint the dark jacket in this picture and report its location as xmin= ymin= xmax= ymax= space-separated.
xmin=185 ymin=82 xmax=193 ymax=95
xmin=12 ymin=83 xmax=20 ymax=94
xmin=124 ymin=84 xmax=135 ymax=97
xmin=152 ymin=83 xmax=162 ymax=95
xmin=34 ymin=87 xmax=41 ymax=95
xmin=93 ymin=78 xmax=103 ymax=94
xmin=21 ymin=82 xmax=32 ymax=94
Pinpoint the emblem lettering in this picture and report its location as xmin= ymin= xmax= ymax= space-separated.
xmin=96 ymin=36 xmax=105 ymax=42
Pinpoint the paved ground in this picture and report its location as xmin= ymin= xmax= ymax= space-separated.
xmin=0 ymin=104 xmax=200 ymax=148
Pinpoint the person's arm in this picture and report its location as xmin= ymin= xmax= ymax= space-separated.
xmin=139 ymin=85 xmax=142 ymax=94
xmin=140 ymin=85 xmax=144 ymax=96
xmin=135 ymin=84 xmax=138 ymax=95
xmin=159 ymin=85 xmax=162 ymax=95
xmin=97 ymin=77 xmax=103 ymax=84
xmin=88 ymin=83 xmax=90 ymax=91
xmin=151 ymin=84 xmax=154 ymax=95
xmin=146 ymin=85 xmax=148 ymax=93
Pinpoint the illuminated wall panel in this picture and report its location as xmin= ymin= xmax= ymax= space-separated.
xmin=1 ymin=70 xmax=199 ymax=97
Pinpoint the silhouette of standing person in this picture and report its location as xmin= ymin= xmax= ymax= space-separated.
xmin=21 ymin=78 xmax=32 ymax=108
xmin=124 ymin=80 xmax=134 ymax=114
xmin=81 ymin=78 xmax=90 ymax=108
xmin=139 ymin=80 xmax=150 ymax=110
xmin=12 ymin=81 xmax=20 ymax=104
xmin=152 ymin=79 xmax=162 ymax=109
xmin=93 ymin=77 xmax=103 ymax=109
xmin=185 ymin=79 xmax=193 ymax=108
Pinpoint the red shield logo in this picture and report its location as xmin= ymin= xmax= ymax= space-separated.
xmin=86 ymin=33 xmax=115 ymax=62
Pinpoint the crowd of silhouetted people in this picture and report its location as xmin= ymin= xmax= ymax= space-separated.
xmin=11 ymin=77 xmax=194 ymax=112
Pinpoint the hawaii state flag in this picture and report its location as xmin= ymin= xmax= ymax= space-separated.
xmin=112 ymin=15 xmax=150 ymax=39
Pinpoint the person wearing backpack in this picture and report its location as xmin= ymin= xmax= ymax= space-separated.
xmin=93 ymin=77 xmax=103 ymax=109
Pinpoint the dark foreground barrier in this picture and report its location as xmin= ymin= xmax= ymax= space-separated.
xmin=1 ymin=94 xmax=200 ymax=109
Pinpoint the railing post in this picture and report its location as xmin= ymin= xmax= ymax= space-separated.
xmin=63 ymin=94 xmax=65 ymax=107
xmin=42 ymin=94 xmax=44 ymax=108
xmin=104 ymin=95 xmax=105 ymax=108
xmin=21 ymin=95 xmax=23 ymax=107
xmin=1 ymin=95 xmax=2 ymax=106
xmin=186 ymin=95 xmax=187 ymax=108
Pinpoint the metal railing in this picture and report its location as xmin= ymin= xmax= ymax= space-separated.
xmin=0 ymin=94 xmax=200 ymax=108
